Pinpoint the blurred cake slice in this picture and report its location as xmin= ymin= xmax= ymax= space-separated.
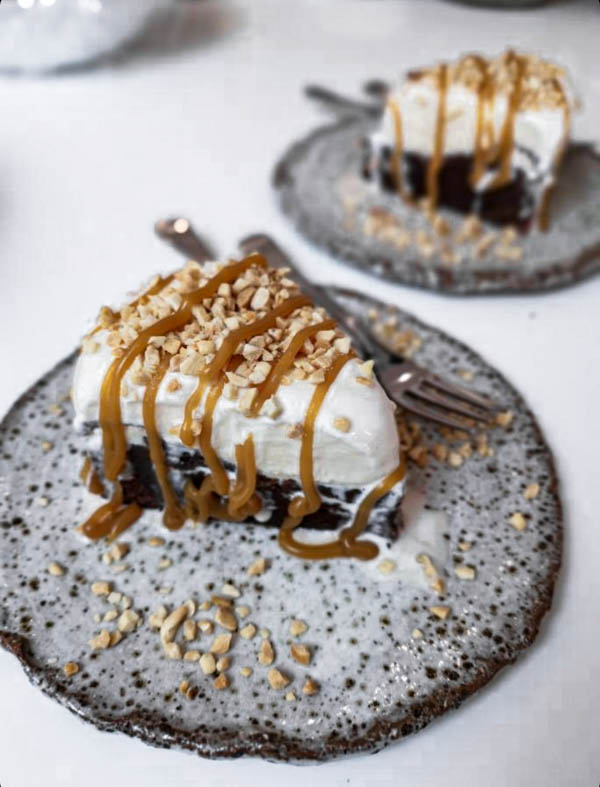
xmin=72 ymin=254 xmax=405 ymax=559
xmin=363 ymin=51 xmax=574 ymax=230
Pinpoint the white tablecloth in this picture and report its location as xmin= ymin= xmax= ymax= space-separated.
xmin=1 ymin=1 xmax=599 ymax=784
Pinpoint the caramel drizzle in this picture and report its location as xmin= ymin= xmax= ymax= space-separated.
xmin=180 ymin=377 xmax=208 ymax=448
xmin=83 ymin=255 xmax=405 ymax=560
xmin=78 ymin=482 xmax=142 ymax=542
xmin=181 ymin=371 xmax=243 ymax=522
xmin=279 ymin=457 xmax=407 ymax=561
xmin=142 ymin=357 xmax=186 ymax=530
xmin=289 ymin=353 xmax=353 ymax=519
xmin=198 ymin=373 xmax=231 ymax=496
xmin=83 ymin=257 xmax=265 ymax=541
xmin=80 ymin=456 xmax=104 ymax=495
xmin=228 ymin=434 xmax=259 ymax=516
xmin=180 ymin=295 xmax=315 ymax=506
xmin=277 ymin=348 xmax=406 ymax=562
xmin=80 ymin=456 xmax=92 ymax=482
xmin=352 ymin=457 xmax=406 ymax=540
xmin=489 ymin=51 xmax=526 ymax=190
xmin=184 ymin=473 xmax=261 ymax=524
xmin=180 ymin=303 xmax=320 ymax=517
xmin=129 ymin=274 xmax=176 ymax=312
xmin=183 ymin=476 xmax=215 ymax=524
xmin=387 ymin=97 xmax=404 ymax=197
xmin=201 ymin=295 xmax=311 ymax=383
xmin=99 ymin=255 xmax=267 ymax=482
xmin=469 ymin=56 xmax=495 ymax=188
xmin=179 ymin=295 xmax=312 ymax=444
xmin=182 ymin=429 xmax=261 ymax=525
xmin=426 ymin=63 xmax=449 ymax=210
xmin=249 ymin=318 xmax=336 ymax=417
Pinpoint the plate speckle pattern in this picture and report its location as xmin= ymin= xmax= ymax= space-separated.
xmin=274 ymin=114 xmax=600 ymax=294
xmin=0 ymin=291 xmax=562 ymax=762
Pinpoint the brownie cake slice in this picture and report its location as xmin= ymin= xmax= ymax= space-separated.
xmin=72 ymin=253 xmax=406 ymax=560
xmin=362 ymin=51 xmax=574 ymax=230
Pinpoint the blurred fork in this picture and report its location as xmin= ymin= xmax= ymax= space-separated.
xmin=155 ymin=218 xmax=501 ymax=431
xmin=154 ymin=217 xmax=215 ymax=260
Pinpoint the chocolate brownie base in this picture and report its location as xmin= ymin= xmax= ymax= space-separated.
xmin=82 ymin=432 xmax=403 ymax=540
xmin=361 ymin=142 xmax=535 ymax=230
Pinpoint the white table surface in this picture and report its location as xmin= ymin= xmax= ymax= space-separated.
xmin=1 ymin=1 xmax=599 ymax=784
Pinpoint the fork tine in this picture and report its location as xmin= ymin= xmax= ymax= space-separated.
xmin=412 ymin=385 xmax=494 ymax=424
xmin=396 ymin=392 xmax=475 ymax=431
xmin=423 ymin=374 xmax=499 ymax=411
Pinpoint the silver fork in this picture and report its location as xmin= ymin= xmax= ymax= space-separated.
xmin=155 ymin=219 xmax=501 ymax=430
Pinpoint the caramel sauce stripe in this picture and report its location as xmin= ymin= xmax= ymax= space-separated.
xmin=426 ymin=63 xmax=449 ymax=210
xmin=78 ymin=481 xmax=142 ymax=541
xmin=180 ymin=298 xmax=319 ymax=444
xmin=469 ymin=56 xmax=494 ymax=188
xmin=183 ymin=476 xmax=215 ymax=523
xmin=288 ymin=353 xmax=354 ymax=520
xmin=490 ymin=51 xmax=526 ymax=190
xmin=279 ymin=458 xmax=407 ymax=561
xmin=179 ymin=377 xmax=208 ymax=448
xmin=228 ymin=434 xmax=258 ymax=515
xmin=99 ymin=255 xmax=267 ymax=482
xmin=198 ymin=374 xmax=231 ymax=497
xmin=200 ymin=295 xmax=311 ymax=383
xmin=387 ymin=97 xmax=404 ymax=197
xmin=80 ymin=456 xmax=104 ymax=495
xmin=143 ymin=357 xmax=186 ymax=530
xmin=250 ymin=318 xmax=336 ymax=417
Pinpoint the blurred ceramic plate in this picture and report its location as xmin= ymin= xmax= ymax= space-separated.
xmin=274 ymin=86 xmax=600 ymax=295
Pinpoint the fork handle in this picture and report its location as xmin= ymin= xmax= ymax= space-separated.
xmin=238 ymin=233 xmax=394 ymax=365
xmin=362 ymin=79 xmax=390 ymax=101
xmin=154 ymin=218 xmax=214 ymax=262
xmin=304 ymin=84 xmax=381 ymax=118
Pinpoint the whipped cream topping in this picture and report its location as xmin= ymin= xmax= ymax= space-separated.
xmin=73 ymin=330 xmax=400 ymax=487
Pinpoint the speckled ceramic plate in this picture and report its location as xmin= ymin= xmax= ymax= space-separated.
xmin=274 ymin=87 xmax=600 ymax=295
xmin=0 ymin=289 xmax=562 ymax=762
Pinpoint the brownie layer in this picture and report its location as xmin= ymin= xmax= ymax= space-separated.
xmin=85 ymin=434 xmax=403 ymax=542
xmin=362 ymin=141 xmax=536 ymax=229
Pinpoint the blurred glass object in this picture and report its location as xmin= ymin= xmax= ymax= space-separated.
xmin=0 ymin=0 xmax=170 ymax=74
xmin=447 ymin=0 xmax=549 ymax=5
